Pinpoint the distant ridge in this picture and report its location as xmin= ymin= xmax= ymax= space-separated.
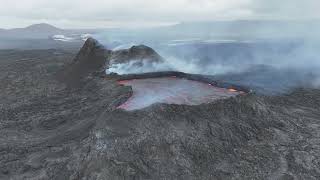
xmin=11 ymin=23 xmax=64 ymax=33
xmin=0 ymin=23 xmax=65 ymax=39
xmin=23 ymin=23 xmax=62 ymax=32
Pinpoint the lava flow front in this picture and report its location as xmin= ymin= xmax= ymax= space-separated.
xmin=117 ymin=77 xmax=243 ymax=111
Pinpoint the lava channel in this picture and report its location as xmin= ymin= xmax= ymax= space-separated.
xmin=117 ymin=77 xmax=243 ymax=111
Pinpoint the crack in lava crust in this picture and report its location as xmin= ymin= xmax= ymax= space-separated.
xmin=117 ymin=77 xmax=244 ymax=111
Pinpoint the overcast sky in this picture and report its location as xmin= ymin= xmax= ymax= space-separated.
xmin=0 ymin=0 xmax=319 ymax=29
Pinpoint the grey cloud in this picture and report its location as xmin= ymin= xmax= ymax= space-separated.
xmin=0 ymin=0 xmax=319 ymax=28
xmin=251 ymin=0 xmax=320 ymax=19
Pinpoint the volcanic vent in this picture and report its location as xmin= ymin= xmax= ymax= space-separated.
xmin=101 ymin=42 xmax=249 ymax=111
xmin=59 ymin=38 xmax=248 ymax=110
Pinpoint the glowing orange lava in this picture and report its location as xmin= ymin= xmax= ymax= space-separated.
xmin=228 ymin=88 xmax=238 ymax=92
xmin=118 ymin=80 xmax=131 ymax=85
xmin=117 ymin=77 xmax=243 ymax=111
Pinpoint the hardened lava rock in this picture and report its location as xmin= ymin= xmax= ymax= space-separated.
xmin=1 ymin=38 xmax=320 ymax=180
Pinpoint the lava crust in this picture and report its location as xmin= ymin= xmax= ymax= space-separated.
xmin=117 ymin=76 xmax=245 ymax=110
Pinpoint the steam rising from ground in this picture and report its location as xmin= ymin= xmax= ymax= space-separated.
xmin=106 ymin=40 xmax=320 ymax=94
xmin=106 ymin=60 xmax=171 ymax=74
xmin=95 ymin=21 xmax=320 ymax=94
xmin=106 ymin=57 xmax=237 ymax=75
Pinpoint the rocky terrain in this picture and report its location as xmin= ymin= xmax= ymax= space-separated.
xmin=1 ymin=38 xmax=320 ymax=179
xmin=110 ymin=45 xmax=164 ymax=64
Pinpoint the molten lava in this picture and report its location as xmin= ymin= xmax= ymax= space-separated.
xmin=117 ymin=77 xmax=242 ymax=111
xmin=228 ymin=88 xmax=238 ymax=92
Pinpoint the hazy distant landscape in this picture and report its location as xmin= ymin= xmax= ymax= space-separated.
xmin=0 ymin=23 xmax=92 ymax=49
xmin=1 ymin=1 xmax=320 ymax=179
xmin=2 ymin=20 xmax=320 ymax=49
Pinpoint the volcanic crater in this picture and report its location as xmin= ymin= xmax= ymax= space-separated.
xmin=116 ymin=72 xmax=248 ymax=110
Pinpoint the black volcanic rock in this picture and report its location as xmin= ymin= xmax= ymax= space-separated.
xmin=2 ymin=39 xmax=320 ymax=180
xmin=110 ymin=44 xmax=164 ymax=65
xmin=24 ymin=23 xmax=62 ymax=33
xmin=58 ymin=38 xmax=166 ymax=86
xmin=57 ymin=38 xmax=111 ymax=87
xmin=73 ymin=38 xmax=106 ymax=62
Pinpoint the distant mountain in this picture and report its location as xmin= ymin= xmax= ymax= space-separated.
xmin=0 ymin=23 xmax=96 ymax=49
xmin=0 ymin=23 xmax=66 ymax=39
xmin=22 ymin=23 xmax=62 ymax=32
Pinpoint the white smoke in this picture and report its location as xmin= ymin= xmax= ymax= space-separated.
xmin=163 ymin=56 xmax=240 ymax=75
xmin=52 ymin=33 xmax=92 ymax=42
xmin=106 ymin=60 xmax=172 ymax=75
xmin=105 ymin=56 xmax=240 ymax=75
xmin=104 ymin=39 xmax=320 ymax=94
xmin=112 ymin=43 xmax=138 ymax=51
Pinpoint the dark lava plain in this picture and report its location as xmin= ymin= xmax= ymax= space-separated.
xmin=1 ymin=40 xmax=320 ymax=180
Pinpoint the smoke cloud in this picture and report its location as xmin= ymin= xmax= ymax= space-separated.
xmin=94 ymin=19 xmax=320 ymax=94
xmin=106 ymin=57 xmax=238 ymax=75
xmin=106 ymin=60 xmax=171 ymax=75
xmin=105 ymin=38 xmax=320 ymax=94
